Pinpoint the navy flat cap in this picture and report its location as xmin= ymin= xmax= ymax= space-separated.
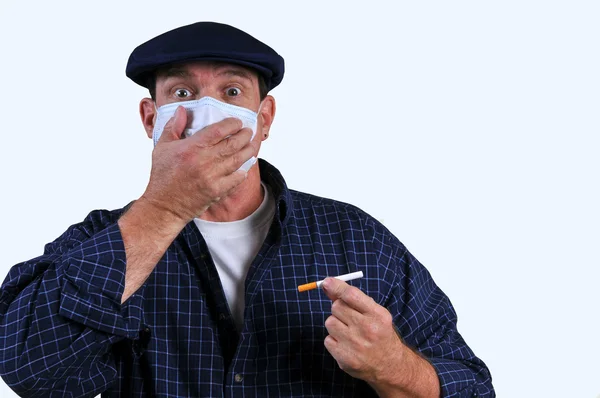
xmin=126 ymin=22 xmax=284 ymax=91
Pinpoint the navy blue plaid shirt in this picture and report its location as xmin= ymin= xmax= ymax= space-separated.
xmin=0 ymin=159 xmax=493 ymax=397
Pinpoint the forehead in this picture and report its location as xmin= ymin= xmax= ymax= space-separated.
xmin=155 ymin=61 xmax=259 ymax=83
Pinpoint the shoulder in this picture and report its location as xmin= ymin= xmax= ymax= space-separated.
xmin=288 ymin=189 xmax=407 ymax=255
xmin=290 ymin=189 xmax=370 ymax=219
xmin=43 ymin=205 xmax=129 ymax=255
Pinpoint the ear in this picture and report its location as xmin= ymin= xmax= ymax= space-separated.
xmin=258 ymin=95 xmax=276 ymax=141
xmin=140 ymin=98 xmax=156 ymax=139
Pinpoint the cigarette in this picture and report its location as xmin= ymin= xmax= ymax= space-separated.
xmin=297 ymin=271 xmax=364 ymax=292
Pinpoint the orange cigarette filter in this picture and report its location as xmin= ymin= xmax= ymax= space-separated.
xmin=297 ymin=282 xmax=318 ymax=292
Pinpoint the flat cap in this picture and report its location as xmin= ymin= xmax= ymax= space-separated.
xmin=126 ymin=22 xmax=284 ymax=91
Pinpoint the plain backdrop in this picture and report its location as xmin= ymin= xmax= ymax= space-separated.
xmin=1 ymin=1 xmax=599 ymax=397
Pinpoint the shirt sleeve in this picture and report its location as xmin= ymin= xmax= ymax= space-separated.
xmin=360 ymin=215 xmax=495 ymax=397
xmin=0 ymin=212 xmax=147 ymax=397
xmin=385 ymin=244 xmax=495 ymax=397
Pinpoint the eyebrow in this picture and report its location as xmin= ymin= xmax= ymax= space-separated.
xmin=215 ymin=67 xmax=255 ymax=82
xmin=159 ymin=67 xmax=193 ymax=80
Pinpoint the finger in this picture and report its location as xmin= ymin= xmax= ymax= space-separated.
xmin=199 ymin=169 xmax=248 ymax=207
xmin=331 ymin=299 xmax=362 ymax=327
xmin=324 ymin=314 xmax=349 ymax=341
xmin=215 ymin=127 xmax=253 ymax=158
xmin=323 ymin=334 xmax=339 ymax=355
xmin=323 ymin=335 xmax=353 ymax=371
xmin=213 ymin=138 xmax=258 ymax=176
xmin=158 ymin=106 xmax=187 ymax=143
xmin=322 ymin=278 xmax=375 ymax=314
xmin=188 ymin=117 xmax=244 ymax=147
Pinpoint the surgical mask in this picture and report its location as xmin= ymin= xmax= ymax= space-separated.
xmin=153 ymin=97 xmax=260 ymax=172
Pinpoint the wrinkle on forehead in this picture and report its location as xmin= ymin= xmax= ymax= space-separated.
xmin=156 ymin=61 xmax=258 ymax=84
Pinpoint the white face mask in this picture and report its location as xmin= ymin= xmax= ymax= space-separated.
xmin=152 ymin=97 xmax=261 ymax=172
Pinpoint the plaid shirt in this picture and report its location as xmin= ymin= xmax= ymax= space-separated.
xmin=0 ymin=159 xmax=493 ymax=397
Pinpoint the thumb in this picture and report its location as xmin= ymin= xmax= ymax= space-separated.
xmin=321 ymin=278 xmax=346 ymax=302
xmin=158 ymin=106 xmax=187 ymax=143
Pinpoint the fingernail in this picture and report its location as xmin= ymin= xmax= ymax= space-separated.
xmin=321 ymin=278 xmax=331 ymax=290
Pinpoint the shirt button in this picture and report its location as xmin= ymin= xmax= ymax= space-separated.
xmin=234 ymin=373 xmax=243 ymax=383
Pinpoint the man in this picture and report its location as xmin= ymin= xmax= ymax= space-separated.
xmin=0 ymin=22 xmax=494 ymax=397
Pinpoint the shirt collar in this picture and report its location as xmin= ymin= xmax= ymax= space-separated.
xmin=257 ymin=158 xmax=293 ymax=228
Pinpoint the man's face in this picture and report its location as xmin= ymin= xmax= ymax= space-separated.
xmin=154 ymin=61 xmax=262 ymax=112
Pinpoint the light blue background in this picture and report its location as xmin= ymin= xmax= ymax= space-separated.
xmin=1 ymin=1 xmax=598 ymax=397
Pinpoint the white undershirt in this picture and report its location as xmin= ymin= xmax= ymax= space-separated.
xmin=193 ymin=183 xmax=275 ymax=331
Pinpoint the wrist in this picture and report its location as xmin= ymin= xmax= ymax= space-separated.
xmin=369 ymin=343 xmax=440 ymax=398
xmin=136 ymin=195 xmax=191 ymax=227
xmin=119 ymin=196 xmax=189 ymax=239
xmin=367 ymin=342 xmax=408 ymax=397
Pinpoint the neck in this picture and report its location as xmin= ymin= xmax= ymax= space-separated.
xmin=199 ymin=167 xmax=264 ymax=222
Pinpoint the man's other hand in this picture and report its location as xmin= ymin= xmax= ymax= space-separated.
xmin=321 ymin=277 xmax=441 ymax=397
xmin=321 ymin=277 xmax=404 ymax=384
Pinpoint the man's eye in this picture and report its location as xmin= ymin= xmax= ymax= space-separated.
xmin=226 ymin=87 xmax=241 ymax=97
xmin=175 ymin=89 xmax=191 ymax=98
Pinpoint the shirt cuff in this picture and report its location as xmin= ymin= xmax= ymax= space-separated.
xmin=429 ymin=357 xmax=481 ymax=397
xmin=58 ymin=223 xmax=144 ymax=339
